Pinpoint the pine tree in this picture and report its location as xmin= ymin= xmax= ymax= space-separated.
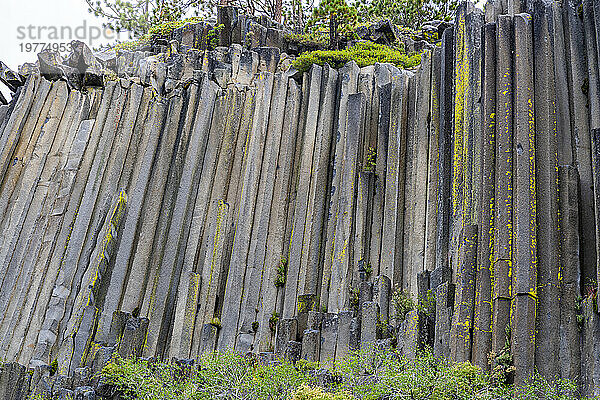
xmin=305 ymin=0 xmax=358 ymax=49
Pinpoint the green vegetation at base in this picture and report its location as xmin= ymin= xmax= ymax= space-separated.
xmin=97 ymin=348 xmax=595 ymax=400
xmin=291 ymin=42 xmax=421 ymax=73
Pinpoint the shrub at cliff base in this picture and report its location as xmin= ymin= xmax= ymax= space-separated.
xmin=97 ymin=348 xmax=596 ymax=400
xmin=292 ymin=41 xmax=422 ymax=73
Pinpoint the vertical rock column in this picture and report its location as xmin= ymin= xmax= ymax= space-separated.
xmin=492 ymin=14 xmax=514 ymax=354
xmin=328 ymin=93 xmax=366 ymax=313
xmin=255 ymin=75 xmax=302 ymax=352
xmin=284 ymin=65 xmax=322 ymax=318
xmin=31 ymin=83 xmax=126 ymax=367
xmin=564 ymin=0 xmax=596 ymax=291
xmin=557 ymin=165 xmax=582 ymax=381
xmin=585 ymin=0 xmax=600 ymax=301
xmin=94 ymin=85 xmax=155 ymax=345
xmin=0 ymin=81 xmax=70 ymax=328
xmin=406 ymin=51 xmax=433 ymax=295
xmin=472 ymin=22 xmax=496 ymax=370
xmin=511 ymin=13 xmax=537 ymax=384
xmin=5 ymin=109 xmax=93 ymax=363
xmin=433 ymin=28 xmax=454 ymax=290
xmin=142 ymin=85 xmax=205 ymax=358
xmin=20 ymin=83 xmax=115 ymax=366
xmin=321 ymin=61 xmax=360 ymax=310
xmin=450 ymin=225 xmax=477 ymax=362
xmin=0 ymin=89 xmax=88 ymax=360
xmin=171 ymin=82 xmax=232 ymax=359
xmin=400 ymin=75 xmax=416 ymax=291
xmin=532 ymin=1 xmax=561 ymax=379
xmin=237 ymin=72 xmax=287 ymax=352
xmin=218 ymin=72 xmax=273 ymax=350
xmin=57 ymin=190 xmax=127 ymax=375
xmin=381 ymin=71 xmax=410 ymax=288
xmin=424 ymin=47 xmax=442 ymax=277
xmin=368 ymin=64 xmax=393 ymax=276
xmin=466 ymin=10 xmax=484 ymax=228
xmin=450 ymin=5 xmax=469 ymax=280
xmin=301 ymin=66 xmax=338 ymax=305
xmin=118 ymin=96 xmax=169 ymax=315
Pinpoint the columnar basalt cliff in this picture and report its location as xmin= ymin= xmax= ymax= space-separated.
xmin=0 ymin=0 xmax=600 ymax=397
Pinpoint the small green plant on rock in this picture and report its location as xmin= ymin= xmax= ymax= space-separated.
xmin=245 ymin=31 xmax=255 ymax=50
xmin=391 ymin=288 xmax=415 ymax=323
xmin=488 ymin=324 xmax=515 ymax=385
xmin=364 ymin=147 xmax=377 ymax=172
xmin=349 ymin=287 xmax=359 ymax=311
xmin=210 ymin=317 xmax=222 ymax=329
xmin=205 ymin=24 xmax=224 ymax=49
xmin=295 ymin=359 xmax=319 ymax=372
xmin=275 ymin=256 xmax=288 ymax=287
xmin=49 ymin=359 xmax=58 ymax=376
xmin=416 ymin=289 xmax=436 ymax=319
xmin=364 ymin=262 xmax=373 ymax=278
xmin=291 ymin=384 xmax=354 ymax=400
xmin=252 ymin=321 xmax=260 ymax=332
xmin=269 ymin=311 xmax=280 ymax=332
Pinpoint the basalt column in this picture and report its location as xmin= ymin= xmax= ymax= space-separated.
xmin=492 ymin=14 xmax=513 ymax=355
xmin=531 ymin=0 xmax=561 ymax=380
xmin=511 ymin=13 xmax=536 ymax=384
xmin=472 ymin=22 xmax=496 ymax=371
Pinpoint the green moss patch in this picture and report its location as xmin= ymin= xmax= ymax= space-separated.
xmin=292 ymin=41 xmax=421 ymax=73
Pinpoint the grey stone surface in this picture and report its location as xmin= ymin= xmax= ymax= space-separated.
xmin=380 ymin=71 xmax=410 ymax=286
xmin=360 ymin=301 xmax=379 ymax=354
xmin=472 ymin=21 xmax=495 ymax=372
xmin=435 ymin=28 xmax=454 ymax=280
xmin=219 ymin=72 xmax=273 ymax=350
xmin=532 ymin=2 xmax=561 ymax=379
xmin=450 ymin=224 xmax=477 ymax=363
xmin=321 ymin=62 xmax=360 ymax=309
xmin=319 ymin=314 xmax=338 ymax=368
xmin=434 ymin=281 xmax=454 ymax=360
xmin=558 ymin=165 xmax=582 ymax=381
xmin=328 ymin=93 xmax=367 ymax=313
xmin=300 ymin=329 xmax=320 ymax=362
xmin=373 ymin=275 xmax=391 ymax=324
xmin=275 ymin=318 xmax=297 ymax=355
xmin=511 ymin=13 xmax=536 ymax=385
xmin=284 ymin=65 xmax=322 ymax=318
xmin=301 ymin=66 xmax=337 ymax=302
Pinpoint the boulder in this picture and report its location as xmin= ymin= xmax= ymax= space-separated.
xmin=38 ymin=49 xmax=66 ymax=80
xmin=74 ymin=386 xmax=96 ymax=400
xmin=18 ymin=62 xmax=40 ymax=77
xmin=66 ymin=40 xmax=97 ymax=72
xmin=0 ymin=62 xmax=24 ymax=92
xmin=94 ymin=48 xmax=117 ymax=68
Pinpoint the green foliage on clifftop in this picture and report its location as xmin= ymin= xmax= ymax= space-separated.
xmin=98 ymin=348 xmax=594 ymax=400
xmin=292 ymin=41 xmax=421 ymax=73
